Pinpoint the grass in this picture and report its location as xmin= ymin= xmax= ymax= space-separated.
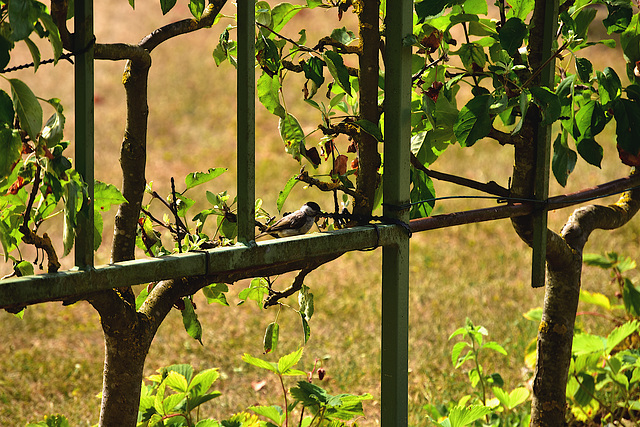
xmin=1 ymin=1 xmax=640 ymax=426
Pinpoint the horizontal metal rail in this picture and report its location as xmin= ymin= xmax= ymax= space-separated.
xmin=0 ymin=224 xmax=407 ymax=310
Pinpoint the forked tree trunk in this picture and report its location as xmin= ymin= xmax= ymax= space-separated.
xmin=529 ymin=196 xmax=640 ymax=425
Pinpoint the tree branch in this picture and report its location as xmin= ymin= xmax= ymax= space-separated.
xmin=410 ymin=152 xmax=509 ymax=196
xmin=353 ymin=0 xmax=382 ymax=216
xmin=296 ymin=169 xmax=360 ymax=199
xmin=139 ymin=0 xmax=228 ymax=52
xmin=314 ymin=36 xmax=361 ymax=55
xmin=263 ymin=253 xmax=342 ymax=307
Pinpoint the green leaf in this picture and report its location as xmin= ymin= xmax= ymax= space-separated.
xmin=202 ymin=283 xmax=229 ymax=306
xmin=444 ymin=404 xmax=493 ymax=427
xmin=8 ymin=78 xmax=42 ymax=142
xmin=576 ymin=101 xmax=606 ymax=140
xmin=94 ymin=181 xmax=127 ymax=212
xmin=354 ymin=119 xmax=383 ymax=141
xmin=63 ymin=176 xmax=82 ymax=257
xmin=8 ymin=0 xmax=40 ymax=41
xmin=483 ymin=341 xmax=508 ymax=355
xmin=453 ymin=94 xmax=491 ymax=147
xmin=255 ymin=1 xmax=272 ymax=27
xmin=189 ymin=0 xmax=206 ymax=19
xmin=0 ymin=35 xmax=12 ymax=71
xmin=279 ymin=113 xmax=305 ymax=161
xmin=0 ymin=128 xmax=22 ymax=180
xmin=302 ymin=56 xmax=325 ymax=88
xmin=530 ymin=86 xmax=561 ymax=125
xmin=415 ymin=0 xmax=463 ymax=21
xmin=505 ymin=0 xmax=534 ymax=20
xmin=271 ymin=2 xmax=302 ymax=33
xmin=603 ymin=0 xmax=632 ymax=34
xmin=454 ymin=42 xmax=487 ymax=71
xmin=579 ymin=289 xmax=611 ymax=310
xmin=0 ymin=90 xmax=15 ymax=126
xmin=181 ymin=298 xmax=203 ymax=344
xmin=330 ymin=27 xmax=356 ymax=45
xmin=25 ymin=414 xmax=71 ymax=427
xmin=575 ymin=137 xmax=603 ymax=167
xmin=257 ymin=72 xmax=286 ymax=118
xmin=492 ymin=386 xmax=510 ymax=408
xmin=499 ymin=17 xmax=527 ymax=56
xmin=300 ymin=312 xmax=311 ymax=344
xmin=573 ymin=373 xmax=595 ymax=406
xmin=185 ymin=168 xmax=227 ymax=190
xmin=410 ymin=170 xmax=435 ymax=218
xmin=575 ymin=57 xmax=593 ymax=83
xmin=572 ymin=333 xmax=606 ymax=355
xmin=242 ymin=353 xmax=279 ymax=374
xmin=160 ymin=0 xmax=177 ymax=15
xmin=552 ymin=133 xmax=577 ymax=187
xmin=507 ymin=387 xmax=529 ymax=409
xmin=135 ymin=286 xmax=149 ymax=310
xmin=597 ymin=67 xmax=622 ymax=105
xmin=279 ymin=347 xmax=303 ymax=374
xmin=613 ymin=98 xmax=640 ymax=156
xmin=583 ymin=253 xmax=616 ymax=268
xmin=248 ymin=405 xmax=284 ymax=425
xmin=15 ymin=260 xmax=33 ymax=276
xmin=188 ymin=368 xmax=219 ymax=395
xmin=40 ymin=98 xmax=65 ymax=147
xmin=263 ymin=321 xmax=279 ymax=354
xmin=323 ymin=50 xmax=351 ymax=96
xmin=39 ymin=12 xmax=62 ymax=62
xmin=277 ymin=175 xmax=299 ymax=212
xmin=161 ymin=392 xmax=186 ymax=413
xmin=623 ymin=279 xmax=640 ymax=317
xmin=93 ymin=208 xmax=103 ymax=251
xmin=164 ymin=370 xmax=189 ymax=393
xmin=606 ymin=320 xmax=639 ymax=354
xmin=238 ymin=277 xmax=269 ymax=306
xmin=451 ymin=341 xmax=469 ymax=365
xmin=298 ymin=284 xmax=314 ymax=319
xmin=23 ymin=37 xmax=40 ymax=71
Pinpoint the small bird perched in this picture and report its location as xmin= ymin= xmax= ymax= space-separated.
xmin=255 ymin=202 xmax=322 ymax=239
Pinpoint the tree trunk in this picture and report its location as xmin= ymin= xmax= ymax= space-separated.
xmin=354 ymin=0 xmax=381 ymax=215
xmin=531 ymin=258 xmax=581 ymax=425
xmin=98 ymin=320 xmax=151 ymax=427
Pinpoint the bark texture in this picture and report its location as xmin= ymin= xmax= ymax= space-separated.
xmin=354 ymin=0 xmax=381 ymax=215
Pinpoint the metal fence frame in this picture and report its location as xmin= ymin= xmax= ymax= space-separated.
xmin=0 ymin=0 xmax=570 ymax=424
xmin=0 ymin=1 xmax=414 ymax=424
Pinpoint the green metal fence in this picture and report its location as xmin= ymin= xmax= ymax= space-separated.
xmin=0 ymin=0 xmax=576 ymax=424
xmin=0 ymin=0 xmax=412 ymax=424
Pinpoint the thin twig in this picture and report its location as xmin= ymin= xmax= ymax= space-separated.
xmin=171 ymin=177 xmax=183 ymax=253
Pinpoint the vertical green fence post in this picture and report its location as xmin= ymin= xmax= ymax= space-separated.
xmin=382 ymin=0 xmax=412 ymax=424
xmin=531 ymin=0 xmax=558 ymax=287
xmin=237 ymin=0 xmax=256 ymax=243
xmin=74 ymin=0 xmax=95 ymax=268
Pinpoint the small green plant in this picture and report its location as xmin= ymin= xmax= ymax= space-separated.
xmin=137 ymin=364 xmax=222 ymax=426
xmin=425 ymin=319 xmax=530 ymax=426
xmin=26 ymin=414 xmax=71 ymax=427
xmin=558 ymin=252 xmax=640 ymax=425
xmin=242 ymin=347 xmax=372 ymax=426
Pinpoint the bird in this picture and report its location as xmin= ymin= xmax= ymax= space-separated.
xmin=255 ymin=202 xmax=322 ymax=239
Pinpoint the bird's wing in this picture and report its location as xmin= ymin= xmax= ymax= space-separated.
xmin=268 ymin=211 xmax=308 ymax=232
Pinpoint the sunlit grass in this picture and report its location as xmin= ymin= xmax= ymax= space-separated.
xmin=1 ymin=2 xmax=639 ymax=426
